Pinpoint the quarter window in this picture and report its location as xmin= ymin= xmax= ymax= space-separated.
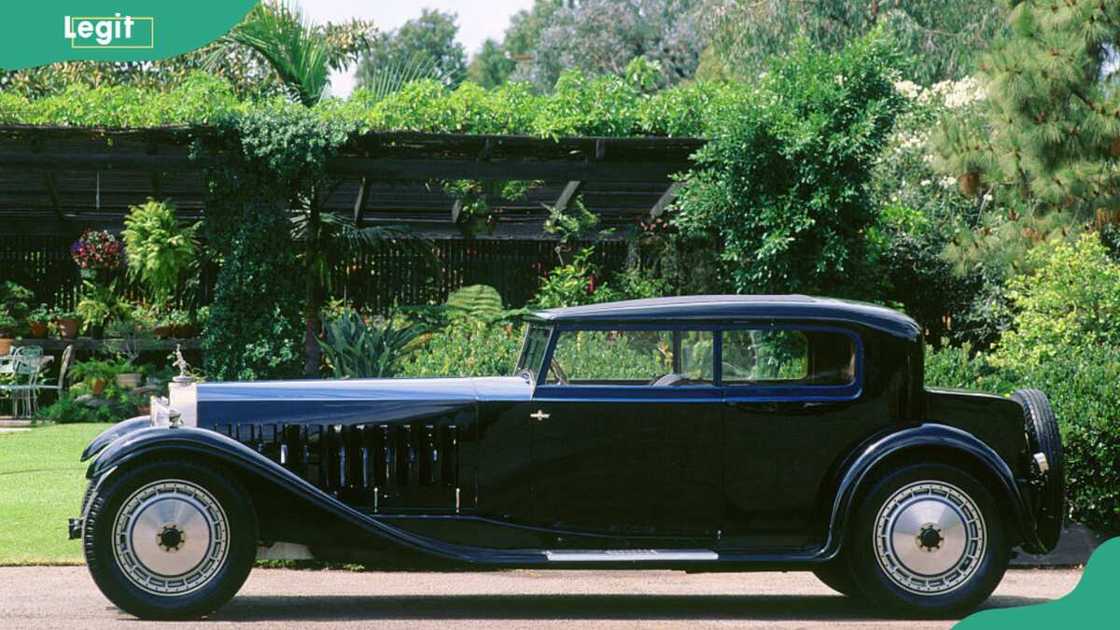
xmin=547 ymin=329 xmax=714 ymax=386
xmin=721 ymin=329 xmax=856 ymax=386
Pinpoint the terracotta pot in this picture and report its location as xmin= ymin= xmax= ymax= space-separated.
xmin=959 ymin=171 xmax=981 ymax=197
xmin=28 ymin=321 xmax=49 ymax=338
xmin=57 ymin=318 xmax=79 ymax=339
xmin=89 ymin=377 xmax=107 ymax=396
xmin=0 ymin=338 xmax=12 ymax=356
xmin=115 ymin=373 xmax=142 ymax=390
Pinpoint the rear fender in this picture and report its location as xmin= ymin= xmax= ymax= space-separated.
xmin=825 ymin=423 xmax=1043 ymax=557
xmin=86 ymin=426 xmax=544 ymax=565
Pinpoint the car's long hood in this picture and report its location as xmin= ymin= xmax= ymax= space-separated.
xmin=194 ymin=376 xmax=531 ymax=427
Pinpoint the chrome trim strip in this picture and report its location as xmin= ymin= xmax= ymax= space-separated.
xmin=544 ymin=549 xmax=718 ymax=562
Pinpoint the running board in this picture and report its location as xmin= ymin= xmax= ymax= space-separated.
xmin=544 ymin=549 xmax=719 ymax=562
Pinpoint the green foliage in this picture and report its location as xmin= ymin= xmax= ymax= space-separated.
xmin=445 ymin=285 xmax=506 ymax=323
xmin=701 ymin=0 xmax=1006 ymax=85
xmin=991 ymin=233 xmax=1120 ymax=374
xmin=926 ymin=233 xmax=1120 ymax=532
xmin=75 ymin=281 xmax=132 ymax=334
xmin=121 ymin=199 xmax=199 ymax=304
xmin=0 ymin=71 xmax=241 ymax=126
xmin=533 ymin=247 xmax=671 ymax=310
xmin=210 ymin=1 xmax=375 ymax=107
xmin=551 ymin=330 xmax=668 ymax=381
xmin=531 ymin=65 xmax=645 ymax=137
xmin=400 ymin=319 xmax=524 ymax=378
xmin=201 ymin=207 xmax=303 ymax=381
xmin=932 ymin=0 xmax=1120 ymax=217
xmin=674 ymin=35 xmax=904 ymax=296
xmin=0 ymin=282 xmax=33 ymax=334
xmin=467 ymin=39 xmax=516 ymax=88
xmin=356 ymin=9 xmax=466 ymax=89
xmin=318 ymin=309 xmax=424 ymax=378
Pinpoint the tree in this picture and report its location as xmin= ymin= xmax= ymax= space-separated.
xmin=493 ymin=0 xmax=703 ymax=91
xmin=356 ymin=9 xmax=467 ymax=89
xmin=467 ymin=39 xmax=516 ymax=88
xmin=211 ymin=1 xmax=375 ymax=106
xmin=672 ymin=36 xmax=904 ymax=297
xmin=699 ymin=0 xmax=1006 ymax=85
xmin=933 ymin=0 xmax=1120 ymax=218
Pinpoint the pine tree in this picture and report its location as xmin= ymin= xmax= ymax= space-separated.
xmin=934 ymin=0 xmax=1120 ymax=217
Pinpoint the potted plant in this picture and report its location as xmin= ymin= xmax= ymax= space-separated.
xmin=70 ymin=359 xmax=119 ymax=396
xmin=75 ymin=281 xmax=131 ymax=336
xmin=158 ymin=308 xmax=194 ymax=338
xmin=122 ymin=199 xmax=199 ymax=304
xmin=0 ymin=311 xmax=17 ymax=356
xmin=113 ymin=360 xmax=143 ymax=390
xmin=54 ymin=309 xmax=81 ymax=339
xmin=0 ymin=282 xmax=32 ymax=353
xmin=26 ymin=304 xmax=52 ymax=338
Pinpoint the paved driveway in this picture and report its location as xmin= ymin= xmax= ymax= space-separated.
xmin=0 ymin=566 xmax=1080 ymax=629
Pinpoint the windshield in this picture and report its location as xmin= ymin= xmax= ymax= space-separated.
xmin=515 ymin=324 xmax=551 ymax=382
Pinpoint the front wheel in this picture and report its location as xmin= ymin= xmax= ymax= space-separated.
xmin=83 ymin=460 xmax=258 ymax=619
xmin=847 ymin=463 xmax=1009 ymax=617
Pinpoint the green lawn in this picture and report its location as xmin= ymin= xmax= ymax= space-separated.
xmin=0 ymin=423 xmax=111 ymax=565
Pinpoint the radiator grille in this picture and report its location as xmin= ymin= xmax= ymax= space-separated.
xmin=216 ymin=422 xmax=460 ymax=510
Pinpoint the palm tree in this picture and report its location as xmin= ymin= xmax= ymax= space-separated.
xmin=209 ymin=1 xmax=375 ymax=106
xmin=212 ymin=2 xmax=436 ymax=375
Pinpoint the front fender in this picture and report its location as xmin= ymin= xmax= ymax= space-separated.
xmin=825 ymin=423 xmax=1043 ymax=557
xmin=86 ymin=425 xmax=545 ymax=566
xmin=80 ymin=416 xmax=152 ymax=462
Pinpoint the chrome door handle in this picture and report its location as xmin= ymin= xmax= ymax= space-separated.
xmin=529 ymin=409 xmax=550 ymax=422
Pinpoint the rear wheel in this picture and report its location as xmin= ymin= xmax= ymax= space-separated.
xmin=83 ymin=461 xmax=258 ymax=620
xmin=848 ymin=463 xmax=1009 ymax=617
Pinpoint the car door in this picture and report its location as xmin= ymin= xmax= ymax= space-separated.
xmin=527 ymin=326 xmax=723 ymax=547
xmin=718 ymin=325 xmax=885 ymax=550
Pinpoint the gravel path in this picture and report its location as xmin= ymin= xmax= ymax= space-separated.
xmin=0 ymin=566 xmax=1081 ymax=629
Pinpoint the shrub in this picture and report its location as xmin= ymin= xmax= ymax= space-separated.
xmin=926 ymin=233 xmax=1120 ymax=533
xmin=202 ymin=209 xmax=303 ymax=381
xmin=672 ymin=35 xmax=904 ymax=297
xmin=400 ymin=319 xmax=524 ymax=378
xmin=121 ymin=199 xmax=199 ymax=303
xmin=990 ymin=234 xmax=1120 ymax=374
xmin=318 ymin=309 xmax=423 ymax=378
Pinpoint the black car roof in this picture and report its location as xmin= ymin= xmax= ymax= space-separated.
xmin=530 ymin=295 xmax=921 ymax=341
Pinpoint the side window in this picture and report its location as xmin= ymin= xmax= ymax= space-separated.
xmin=546 ymin=329 xmax=714 ymax=386
xmin=721 ymin=329 xmax=856 ymax=386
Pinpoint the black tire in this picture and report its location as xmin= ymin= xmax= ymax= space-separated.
xmin=847 ymin=463 xmax=1009 ymax=617
xmin=83 ymin=460 xmax=258 ymax=620
xmin=813 ymin=557 xmax=861 ymax=598
xmin=1012 ymin=388 xmax=1065 ymax=551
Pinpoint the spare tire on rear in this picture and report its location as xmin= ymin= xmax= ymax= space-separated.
xmin=1012 ymin=388 xmax=1065 ymax=551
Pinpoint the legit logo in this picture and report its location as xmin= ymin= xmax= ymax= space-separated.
xmin=64 ymin=14 xmax=154 ymax=49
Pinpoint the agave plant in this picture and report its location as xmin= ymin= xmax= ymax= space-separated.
xmin=318 ymin=308 xmax=424 ymax=378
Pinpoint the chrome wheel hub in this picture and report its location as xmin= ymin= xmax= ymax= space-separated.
xmin=873 ymin=481 xmax=986 ymax=596
xmin=111 ymin=480 xmax=229 ymax=596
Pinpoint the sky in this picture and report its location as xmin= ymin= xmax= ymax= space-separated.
xmin=302 ymin=0 xmax=536 ymax=97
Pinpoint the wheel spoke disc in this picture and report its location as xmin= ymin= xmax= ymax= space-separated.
xmin=112 ymin=480 xmax=230 ymax=596
xmin=873 ymin=481 xmax=986 ymax=596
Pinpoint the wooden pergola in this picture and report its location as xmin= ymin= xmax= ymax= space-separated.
xmin=0 ymin=125 xmax=705 ymax=239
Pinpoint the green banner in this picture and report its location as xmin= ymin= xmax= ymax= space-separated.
xmin=1 ymin=1 xmax=258 ymax=70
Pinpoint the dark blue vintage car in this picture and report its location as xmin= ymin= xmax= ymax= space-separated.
xmin=73 ymin=295 xmax=1064 ymax=619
